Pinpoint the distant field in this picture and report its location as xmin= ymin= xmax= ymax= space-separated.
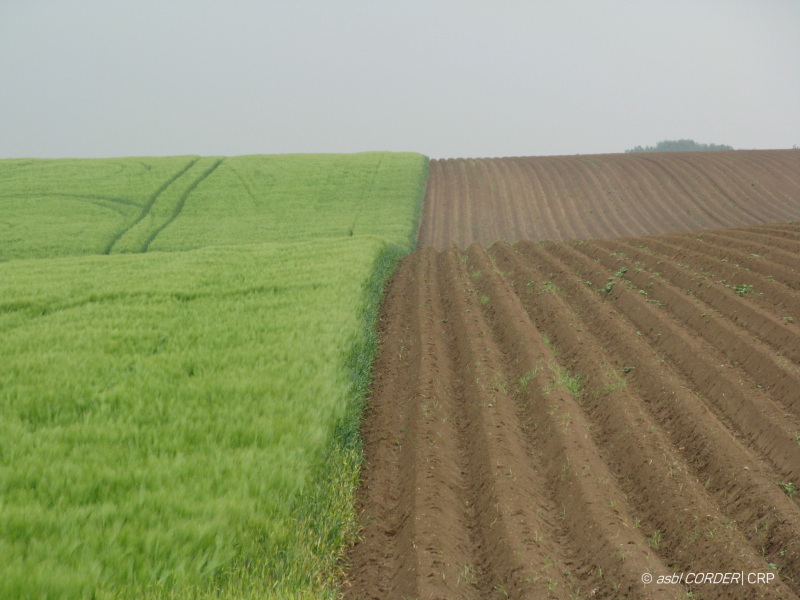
xmin=418 ymin=149 xmax=800 ymax=249
xmin=0 ymin=152 xmax=425 ymax=259
xmin=0 ymin=153 xmax=428 ymax=599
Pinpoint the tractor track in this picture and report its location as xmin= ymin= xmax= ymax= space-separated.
xmin=103 ymin=157 xmax=199 ymax=254
xmin=140 ymin=157 xmax=224 ymax=252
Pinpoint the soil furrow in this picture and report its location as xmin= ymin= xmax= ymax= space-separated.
xmin=570 ymin=155 xmax=638 ymax=238
xmin=489 ymin=242 xmax=800 ymax=599
xmin=614 ymin=236 xmax=800 ymax=359
xmin=618 ymin=235 xmax=800 ymax=323
xmin=674 ymin=155 xmax=774 ymax=224
xmin=462 ymin=160 xmax=482 ymax=246
xmin=608 ymin=156 xmax=696 ymax=233
xmin=347 ymin=226 xmax=800 ymax=598
xmin=712 ymin=152 xmax=800 ymax=209
xmin=472 ymin=159 xmax=497 ymax=245
xmin=486 ymin=159 xmax=525 ymax=242
xmin=458 ymin=246 xmax=682 ymax=599
xmin=471 ymin=159 xmax=500 ymax=247
xmin=535 ymin=241 xmax=800 ymax=482
xmin=751 ymin=225 xmax=800 ymax=242
xmin=351 ymin=149 xmax=800 ymax=597
xmin=438 ymin=159 xmax=457 ymax=250
xmin=539 ymin=158 xmax=595 ymax=240
xmin=697 ymin=153 xmax=800 ymax=221
xmin=697 ymin=231 xmax=800 ymax=276
xmin=417 ymin=151 xmax=800 ymax=249
xmin=345 ymin=250 xmax=476 ymax=599
xmin=581 ymin=239 xmax=800 ymax=404
xmin=720 ymin=229 xmax=800 ymax=255
xmin=491 ymin=242 xmax=800 ymax=594
xmin=343 ymin=250 xmax=420 ymax=599
xmin=493 ymin=159 xmax=534 ymax=241
xmin=523 ymin=158 xmax=580 ymax=241
xmin=653 ymin=232 xmax=800 ymax=292
xmin=454 ymin=160 xmax=474 ymax=249
xmin=389 ymin=248 xmax=476 ymax=599
xmin=514 ymin=158 xmax=561 ymax=242
xmin=578 ymin=156 xmax=655 ymax=237
xmin=634 ymin=155 xmax=727 ymax=229
xmin=438 ymin=247 xmax=574 ymax=599
xmin=549 ymin=158 xmax=610 ymax=239
xmin=416 ymin=159 xmax=435 ymax=249
xmin=762 ymin=150 xmax=800 ymax=178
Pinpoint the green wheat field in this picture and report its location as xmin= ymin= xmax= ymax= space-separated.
xmin=0 ymin=152 xmax=429 ymax=599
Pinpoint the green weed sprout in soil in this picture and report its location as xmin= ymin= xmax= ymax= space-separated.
xmin=0 ymin=152 xmax=429 ymax=599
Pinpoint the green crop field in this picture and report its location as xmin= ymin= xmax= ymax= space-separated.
xmin=0 ymin=152 xmax=428 ymax=599
xmin=0 ymin=153 xmax=425 ymax=260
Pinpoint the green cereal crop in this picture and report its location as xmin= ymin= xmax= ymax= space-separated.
xmin=0 ymin=152 xmax=429 ymax=599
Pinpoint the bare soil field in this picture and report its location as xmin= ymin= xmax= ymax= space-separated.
xmin=345 ymin=222 xmax=800 ymax=599
xmin=417 ymin=150 xmax=800 ymax=250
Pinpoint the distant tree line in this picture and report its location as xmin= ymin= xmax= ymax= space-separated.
xmin=625 ymin=139 xmax=734 ymax=153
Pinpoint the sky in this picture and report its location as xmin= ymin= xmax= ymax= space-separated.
xmin=1 ymin=1 xmax=798 ymax=159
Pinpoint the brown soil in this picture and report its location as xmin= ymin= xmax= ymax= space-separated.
xmin=344 ymin=222 xmax=800 ymax=600
xmin=417 ymin=150 xmax=800 ymax=250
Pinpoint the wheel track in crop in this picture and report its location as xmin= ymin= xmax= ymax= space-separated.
xmin=0 ymin=192 xmax=140 ymax=221
xmin=418 ymin=150 xmax=800 ymax=250
xmin=346 ymin=221 xmax=800 ymax=600
xmin=226 ymin=162 xmax=259 ymax=208
xmin=140 ymin=157 xmax=224 ymax=252
xmin=0 ymin=192 xmax=142 ymax=208
xmin=104 ymin=158 xmax=199 ymax=254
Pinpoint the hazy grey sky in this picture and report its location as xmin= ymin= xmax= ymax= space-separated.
xmin=1 ymin=1 xmax=798 ymax=159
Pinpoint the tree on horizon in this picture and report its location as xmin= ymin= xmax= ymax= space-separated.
xmin=625 ymin=139 xmax=734 ymax=153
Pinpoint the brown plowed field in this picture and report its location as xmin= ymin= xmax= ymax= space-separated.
xmin=345 ymin=222 xmax=800 ymax=600
xmin=417 ymin=150 xmax=800 ymax=250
